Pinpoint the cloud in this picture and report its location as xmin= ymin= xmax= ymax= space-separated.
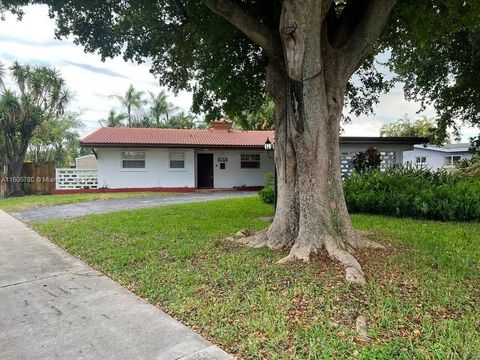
xmin=0 ymin=33 xmax=66 ymax=48
xmin=342 ymin=118 xmax=384 ymax=137
xmin=343 ymin=82 xmax=438 ymax=137
xmin=0 ymin=4 xmax=192 ymax=137
xmin=61 ymin=60 xmax=129 ymax=79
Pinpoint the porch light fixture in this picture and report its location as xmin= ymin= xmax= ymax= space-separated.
xmin=264 ymin=137 xmax=274 ymax=151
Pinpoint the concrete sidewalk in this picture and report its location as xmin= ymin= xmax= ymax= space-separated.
xmin=0 ymin=210 xmax=232 ymax=360
xmin=13 ymin=191 xmax=255 ymax=223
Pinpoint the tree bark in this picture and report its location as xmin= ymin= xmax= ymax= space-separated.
xmin=240 ymin=62 xmax=300 ymax=250
xmin=5 ymin=157 xmax=25 ymax=197
xmin=3 ymin=130 xmax=30 ymax=197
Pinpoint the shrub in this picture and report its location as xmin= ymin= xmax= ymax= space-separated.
xmin=263 ymin=172 xmax=275 ymax=188
xmin=259 ymin=172 xmax=275 ymax=204
xmin=457 ymin=156 xmax=480 ymax=177
xmin=343 ymin=166 xmax=480 ymax=221
xmin=259 ymin=186 xmax=275 ymax=204
xmin=353 ymin=146 xmax=381 ymax=173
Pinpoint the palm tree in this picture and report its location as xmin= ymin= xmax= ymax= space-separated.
xmin=28 ymin=112 xmax=83 ymax=167
xmin=380 ymin=115 xmax=440 ymax=139
xmin=100 ymin=109 xmax=127 ymax=127
xmin=0 ymin=61 xmax=71 ymax=196
xmin=414 ymin=116 xmax=436 ymax=137
xmin=380 ymin=116 xmax=415 ymax=137
xmin=149 ymin=90 xmax=177 ymax=127
xmin=165 ymin=111 xmax=198 ymax=129
xmin=111 ymin=85 xmax=146 ymax=127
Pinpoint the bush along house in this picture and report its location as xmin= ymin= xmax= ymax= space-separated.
xmin=65 ymin=121 xmax=426 ymax=193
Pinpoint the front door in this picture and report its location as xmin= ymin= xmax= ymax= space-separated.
xmin=197 ymin=153 xmax=214 ymax=188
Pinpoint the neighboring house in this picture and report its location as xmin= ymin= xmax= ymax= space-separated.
xmin=75 ymin=154 xmax=98 ymax=169
xmin=77 ymin=121 xmax=425 ymax=191
xmin=403 ymin=143 xmax=473 ymax=171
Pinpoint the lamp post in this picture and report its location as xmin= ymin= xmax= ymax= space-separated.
xmin=264 ymin=138 xmax=277 ymax=211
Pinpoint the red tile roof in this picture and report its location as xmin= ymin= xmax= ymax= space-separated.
xmin=80 ymin=127 xmax=275 ymax=148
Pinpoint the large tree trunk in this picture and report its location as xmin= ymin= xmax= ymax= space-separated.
xmin=206 ymin=0 xmax=397 ymax=284
xmin=243 ymin=63 xmax=300 ymax=249
xmin=4 ymin=132 xmax=29 ymax=197
xmin=5 ymin=158 xmax=25 ymax=197
xmin=239 ymin=0 xmax=383 ymax=284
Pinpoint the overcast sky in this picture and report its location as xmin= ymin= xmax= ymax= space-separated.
xmin=0 ymin=5 xmax=476 ymax=141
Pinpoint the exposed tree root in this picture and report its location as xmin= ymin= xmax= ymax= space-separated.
xmin=278 ymin=236 xmax=366 ymax=285
xmin=345 ymin=230 xmax=385 ymax=250
xmin=274 ymin=234 xmax=366 ymax=284
xmin=230 ymin=230 xmax=286 ymax=250
xmin=230 ymin=227 xmax=386 ymax=285
xmin=242 ymin=232 xmax=271 ymax=248
xmin=277 ymin=240 xmax=317 ymax=264
xmin=324 ymin=236 xmax=366 ymax=285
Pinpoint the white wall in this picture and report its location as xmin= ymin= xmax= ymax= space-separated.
xmin=196 ymin=149 xmax=275 ymax=188
xmin=403 ymin=148 xmax=472 ymax=170
xmin=96 ymin=147 xmax=195 ymax=189
xmin=96 ymin=143 xmax=416 ymax=190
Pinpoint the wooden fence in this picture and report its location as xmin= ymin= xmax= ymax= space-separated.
xmin=0 ymin=162 xmax=56 ymax=197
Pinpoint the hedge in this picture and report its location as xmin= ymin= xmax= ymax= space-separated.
xmin=344 ymin=166 xmax=480 ymax=221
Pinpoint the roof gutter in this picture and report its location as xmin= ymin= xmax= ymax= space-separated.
xmin=339 ymin=136 xmax=428 ymax=145
xmin=80 ymin=136 xmax=428 ymax=148
xmin=80 ymin=143 xmax=267 ymax=149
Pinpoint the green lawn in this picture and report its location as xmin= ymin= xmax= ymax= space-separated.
xmin=34 ymin=197 xmax=479 ymax=359
xmin=0 ymin=192 xmax=173 ymax=212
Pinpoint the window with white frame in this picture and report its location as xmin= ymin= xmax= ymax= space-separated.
xmin=241 ymin=154 xmax=260 ymax=169
xmin=415 ymin=156 xmax=427 ymax=166
xmin=122 ymin=151 xmax=145 ymax=168
xmin=169 ymin=152 xmax=185 ymax=169
xmin=444 ymin=155 xmax=462 ymax=166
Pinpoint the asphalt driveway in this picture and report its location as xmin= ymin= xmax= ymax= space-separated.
xmin=12 ymin=191 xmax=255 ymax=223
xmin=0 ymin=210 xmax=231 ymax=360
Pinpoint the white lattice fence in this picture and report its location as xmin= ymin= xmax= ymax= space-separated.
xmin=56 ymin=169 xmax=98 ymax=190
xmin=341 ymin=151 xmax=398 ymax=177
xmin=380 ymin=151 xmax=397 ymax=168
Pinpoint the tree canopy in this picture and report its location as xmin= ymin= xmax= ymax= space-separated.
xmin=0 ymin=61 xmax=71 ymax=195
xmin=27 ymin=112 xmax=83 ymax=167
xmin=1 ymin=1 xmax=477 ymax=141
xmin=386 ymin=1 xmax=480 ymax=144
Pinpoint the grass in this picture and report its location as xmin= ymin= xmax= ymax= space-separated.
xmin=0 ymin=192 xmax=173 ymax=212
xmin=34 ymin=197 xmax=479 ymax=359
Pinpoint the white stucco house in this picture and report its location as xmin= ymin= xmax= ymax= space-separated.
xmin=66 ymin=121 xmax=425 ymax=193
xmin=403 ymin=143 xmax=473 ymax=171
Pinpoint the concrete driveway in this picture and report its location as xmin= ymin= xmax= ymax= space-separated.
xmin=13 ymin=191 xmax=255 ymax=223
xmin=0 ymin=210 xmax=232 ymax=360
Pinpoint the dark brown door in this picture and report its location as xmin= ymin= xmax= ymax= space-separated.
xmin=197 ymin=153 xmax=214 ymax=188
